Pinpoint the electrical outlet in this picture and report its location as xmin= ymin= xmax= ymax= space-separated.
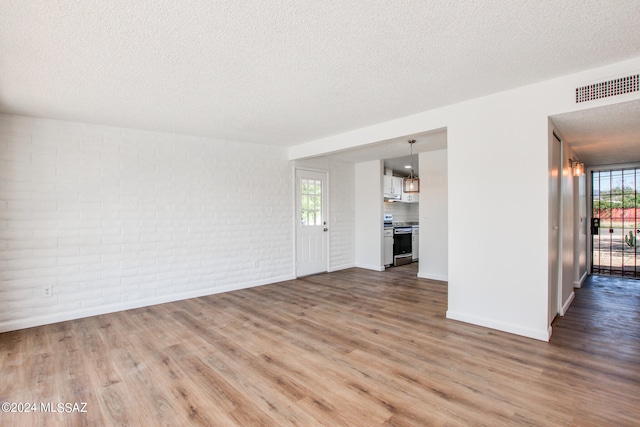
xmin=42 ymin=285 xmax=53 ymax=298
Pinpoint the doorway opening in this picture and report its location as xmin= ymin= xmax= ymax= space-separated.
xmin=591 ymin=167 xmax=640 ymax=278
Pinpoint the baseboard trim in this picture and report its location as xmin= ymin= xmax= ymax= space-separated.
xmin=560 ymin=291 xmax=576 ymax=316
xmin=0 ymin=274 xmax=295 ymax=333
xmin=446 ymin=310 xmax=550 ymax=342
xmin=417 ymin=272 xmax=448 ymax=282
xmin=328 ymin=263 xmax=355 ymax=272
xmin=574 ymin=271 xmax=588 ymax=289
xmin=354 ymin=263 xmax=385 ymax=272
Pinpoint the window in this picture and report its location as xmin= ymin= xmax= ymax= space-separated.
xmin=300 ymin=178 xmax=322 ymax=226
xmin=592 ymin=168 xmax=639 ymax=277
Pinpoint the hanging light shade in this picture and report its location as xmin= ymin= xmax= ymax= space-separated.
xmin=403 ymin=176 xmax=420 ymax=193
xmin=403 ymin=139 xmax=420 ymax=193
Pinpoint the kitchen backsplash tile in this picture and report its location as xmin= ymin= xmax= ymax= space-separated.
xmin=384 ymin=201 xmax=418 ymax=223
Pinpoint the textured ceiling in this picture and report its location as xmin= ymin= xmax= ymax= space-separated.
xmin=1 ymin=1 xmax=639 ymax=146
xmin=551 ymin=100 xmax=640 ymax=167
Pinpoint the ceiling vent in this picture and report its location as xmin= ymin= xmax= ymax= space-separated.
xmin=576 ymin=74 xmax=638 ymax=103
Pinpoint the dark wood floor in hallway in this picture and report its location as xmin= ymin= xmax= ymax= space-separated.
xmin=1 ymin=265 xmax=639 ymax=426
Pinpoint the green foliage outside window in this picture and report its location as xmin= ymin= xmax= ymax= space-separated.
xmin=593 ymin=186 xmax=640 ymax=210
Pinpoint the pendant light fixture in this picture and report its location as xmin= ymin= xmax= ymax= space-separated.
xmin=403 ymin=140 xmax=420 ymax=193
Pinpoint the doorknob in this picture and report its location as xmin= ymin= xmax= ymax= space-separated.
xmin=323 ymin=228 xmax=328 ymax=232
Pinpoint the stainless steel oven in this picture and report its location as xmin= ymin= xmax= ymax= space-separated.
xmin=393 ymin=226 xmax=412 ymax=266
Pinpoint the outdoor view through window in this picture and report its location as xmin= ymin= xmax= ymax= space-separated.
xmin=592 ymin=168 xmax=640 ymax=277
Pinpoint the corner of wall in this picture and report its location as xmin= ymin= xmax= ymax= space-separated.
xmin=446 ymin=310 xmax=551 ymax=342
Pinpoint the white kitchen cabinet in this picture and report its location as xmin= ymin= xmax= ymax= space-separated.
xmin=383 ymin=175 xmax=403 ymax=199
xmin=412 ymin=226 xmax=419 ymax=261
xmin=401 ymin=190 xmax=419 ymax=203
xmin=384 ymin=228 xmax=394 ymax=267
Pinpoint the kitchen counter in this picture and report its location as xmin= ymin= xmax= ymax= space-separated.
xmin=392 ymin=222 xmax=418 ymax=227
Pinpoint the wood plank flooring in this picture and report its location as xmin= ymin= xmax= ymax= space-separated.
xmin=1 ymin=265 xmax=639 ymax=426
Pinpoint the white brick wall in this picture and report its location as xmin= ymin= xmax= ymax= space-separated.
xmin=0 ymin=114 xmax=294 ymax=332
xmin=328 ymin=159 xmax=356 ymax=271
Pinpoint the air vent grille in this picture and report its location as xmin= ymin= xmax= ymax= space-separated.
xmin=576 ymin=74 xmax=639 ymax=103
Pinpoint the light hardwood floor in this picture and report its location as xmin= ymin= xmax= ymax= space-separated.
xmin=1 ymin=265 xmax=639 ymax=426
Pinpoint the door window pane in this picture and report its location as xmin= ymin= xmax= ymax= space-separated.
xmin=301 ymin=178 xmax=323 ymax=226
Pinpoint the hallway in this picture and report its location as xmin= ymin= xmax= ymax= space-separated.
xmin=553 ymin=274 xmax=639 ymax=337
xmin=551 ymin=274 xmax=640 ymax=391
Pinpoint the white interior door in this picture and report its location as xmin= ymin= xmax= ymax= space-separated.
xmin=296 ymin=169 xmax=328 ymax=277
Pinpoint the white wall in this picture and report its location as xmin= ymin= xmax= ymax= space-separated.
xmin=418 ymin=149 xmax=448 ymax=281
xmin=0 ymin=114 xmax=294 ymax=332
xmin=294 ymin=157 xmax=356 ymax=271
xmin=354 ymin=160 xmax=383 ymax=270
xmin=551 ymin=127 xmax=587 ymax=317
xmin=447 ymin=94 xmax=551 ymax=341
xmin=576 ymin=172 xmax=587 ymax=285
xmin=560 ymin=135 xmax=577 ymax=315
xmin=548 ymin=125 xmax=561 ymax=327
xmin=291 ymin=56 xmax=640 ymax=341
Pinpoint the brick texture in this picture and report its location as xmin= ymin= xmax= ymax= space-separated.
xmin=0 ymin=115 xmax=294 ymax=331
xmin=328 ymin=159 xmax=356 ymax=271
